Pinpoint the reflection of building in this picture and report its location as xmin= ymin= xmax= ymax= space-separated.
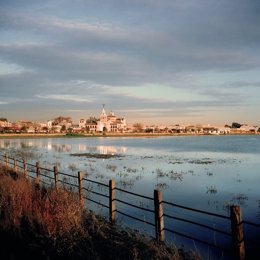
xmin=79 ymin=106 xmax=127 ymax=133
xmin=46 ymin=141 xmax=72 ymax=152
xmin=97 ymin=146 xmax=127 ymax=155
xmin=78 ymin=144 xmax=87 ymax=152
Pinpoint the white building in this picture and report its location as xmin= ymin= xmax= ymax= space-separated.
xmin=79 ymin=106 xmax=127 ymax=133
xmin=47 ymin=120 xmax=53 ymax=129
xmin=0 ymin=120 xmax=12 ymax=127
xmin=97 ymin=108 xmax=127 ymax=132
xmin=239 ymin=125 xmax=258 ymax=133
xmin=79 ymin=119 xmax=86 ymax=128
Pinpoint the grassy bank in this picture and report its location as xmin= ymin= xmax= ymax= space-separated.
xmin=0 ymin=166 xmax=200 ymax=260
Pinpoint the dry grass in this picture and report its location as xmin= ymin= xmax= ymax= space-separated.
xmin=0 ymin=165 xmax=201 ymax=260
xmin=0 ymin=173 xmax=83 ymax=238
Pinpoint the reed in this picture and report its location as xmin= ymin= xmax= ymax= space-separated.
xmin=0 ymin=165 xmax=201 ymax=260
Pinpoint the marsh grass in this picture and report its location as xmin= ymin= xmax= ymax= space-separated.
xmin=68 ymin=163 xmax=77 ymax=172
xmin=206 ymin=186 xmax=218 ymax=195
xmin=0 ymin=165 xmax=201 ymax=260
xmin=106 ymin=164 xmax=117 ymax=172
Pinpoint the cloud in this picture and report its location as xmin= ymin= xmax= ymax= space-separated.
xmin=228 ymin=81 xmax=260 ymax=88
xmin=1 ymin=1 xmax=260 ymax=87
xmin=36 ymin=94 xmax=95 ymax=103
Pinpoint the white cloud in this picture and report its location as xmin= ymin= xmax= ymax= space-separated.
xmin=36 ymin=94 xmax=95 ymax=103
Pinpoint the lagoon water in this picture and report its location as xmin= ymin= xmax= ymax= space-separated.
xmin=1 ymin=135 xmax=260 ymax=258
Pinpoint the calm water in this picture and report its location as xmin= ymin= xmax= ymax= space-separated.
xmin=1 ymin=135 xmax=259 ymax=259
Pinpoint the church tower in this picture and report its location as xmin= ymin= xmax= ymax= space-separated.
xmin=100 ymin=104 xmax=107 ymax=123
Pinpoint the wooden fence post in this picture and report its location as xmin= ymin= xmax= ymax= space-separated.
xmin=7 ymin=155 xmax=9 ymax=170
xmin=154 ymin=189 xmax=165 ymax=242
xmin=4 ymin=154 xmax=8 ymax=170
xmin=230 ymin=206 xmax=245 ymax=260
xmin=36 ymin=161 xmax=40 ymax=185
xmin=23 ymin=159 xmax=27 ymax=178
xmin=78 ymin=171 xmax=84 ymax=208
xmin=54 ymin=166 xmax=59 ymax=191
xmin=13 ymin=157 xmax=17 ymax=172
xmin=109 ymin=180 xmax=116 ymax=223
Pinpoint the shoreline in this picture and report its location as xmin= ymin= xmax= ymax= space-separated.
xmin=0 ymin=132 xmax=259 ymax=139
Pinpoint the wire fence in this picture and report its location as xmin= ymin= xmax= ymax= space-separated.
xmin=0 ymin=153 xmax=259 ymax=260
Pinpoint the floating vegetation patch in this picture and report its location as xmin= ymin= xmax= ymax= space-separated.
xmin=119 ymin=179 xmax=135 ymax=189
xmin=153 ymin=168 xmax=185 ymax=181
xmin=167 ymin=157 xmax=240 ymax=166
xmin=231 ymin=193 xmax=248 ymax=206
xmin=156 ymin=168 xmax=166 ymax=177
xmin=8 ymin=148 xmax=41 ymax=161
xmin=206 ymin=185 xmax=218 ymax=195
xmin=206 ymin=171 xmax=214 ymax=176
xmin=106 ymin=164 xmax=117 ymax=172
xmin=141 ymin=156 xmax=154 ymax=159
xmin=68 ymin=163 xmax=77 ymax=171
xmin=169 ymin=171 xmax=183 ymax=181
xmin=156 ymin=182 xmax=169 ymax=190
xmin=123 ymin=166 xmax=138 ymax=173
xmin=70 ymin=153 xmax=124 ymax=159
xmin=188 ymin=159 xmax=215 ymax=164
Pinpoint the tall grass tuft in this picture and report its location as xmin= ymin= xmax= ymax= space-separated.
xmin=0 ymin=165 xmax=201 ymax=260
xmin=0 ymin=172 xmax=84 ymax=240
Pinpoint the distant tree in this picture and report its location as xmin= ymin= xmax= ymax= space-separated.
xmin=231 ymin=122 xmax=242 ymax=129
xmin=0 ymin=118 xmax=8 ymax=122
xmin=60 ymin=125 xmax=66 ymax=133
xmin=3 ymin=127 xmax=11 ymax=133
xmin=133 ymin=123 xmax=144 ymax=133
xmin=20 ymin=126 xmax=28 ymax=132
xmin=67 ymin=127 xmax=73 ymax=133
xmin=258 ymin=127 xmax=260 ymax=133
xmin=85 ymin=126 xmax=90 ymax=133
xmin=224 ymin=124 xmax=231 ymax=128
xmin=87 ymin=117 xmax=98 ymax=124
xmin=42 ymin=126 xmax=48 ymax=133
xmin=52 ymin=116 xmax=72 ymax=125
xmin=145 ymin=128 xmax=154 ymax=133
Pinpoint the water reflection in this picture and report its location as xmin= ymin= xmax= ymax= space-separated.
xmin=0 ymin=140 xmax=127 ymax=155
xmin=76 ymin=144 xmax=127 ymax=154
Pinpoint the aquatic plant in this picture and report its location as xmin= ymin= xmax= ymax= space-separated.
xmin=169 ymin=170 xmax=183 ymax=181
xmin=156 ymin=182 xmax=169 ymax=190
xmin=206 ymin=186 xmax=218 ymax=195
xmin=156 ymin=168 xmax=166 ymax=178
xmin=206 ymin=171 xmax=214 ymax=176
xmin=68 ymin=163 xmax=77 ymax=172
xmin=106 ymin=164 xmax=117 ymax=172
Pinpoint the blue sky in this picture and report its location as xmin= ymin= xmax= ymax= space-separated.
xmin=1 ymin=0 xmax=260 ymax=125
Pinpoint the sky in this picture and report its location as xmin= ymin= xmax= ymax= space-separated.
xmin=1 ymin=0 xmax=260 ymax=125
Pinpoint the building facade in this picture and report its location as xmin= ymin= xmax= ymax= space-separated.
xmin=79 ymin=107 xmax=127 ymax=133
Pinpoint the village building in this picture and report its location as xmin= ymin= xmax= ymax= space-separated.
xmin=79 ymin=106 xmax=127 ymax=133
xmin=79 ymin=119 xmax=86 ymax=128
xmin=239 ymin=124 xmax=258 ymax=133
xmin=0 ymin=119 xmax=12 ymax=128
